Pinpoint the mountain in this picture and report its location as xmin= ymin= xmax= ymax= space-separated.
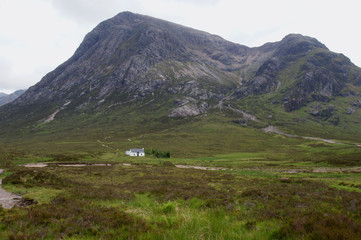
xmin=0 ymin=90 xmax=25 ymax=107
xmin=1 ymin=12 xmax=361 ymax=152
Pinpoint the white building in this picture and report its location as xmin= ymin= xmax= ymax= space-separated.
xmin=125 ymin=148 xmax=145 ymax=157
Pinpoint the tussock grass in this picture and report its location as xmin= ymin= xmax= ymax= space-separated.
xmin=0 ymin=159 xmax=360 ymax=239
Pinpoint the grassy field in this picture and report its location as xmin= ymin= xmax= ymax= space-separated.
xmin=0 ymin=112 xmax=361 ymax=239
xmin=0 ymin=138 xmax=361 ymax=239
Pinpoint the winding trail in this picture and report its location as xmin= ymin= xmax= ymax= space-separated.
xmin=262 ymin=125 xmax=340 ymax=144
xmin=0 ymin=169 xmax=22 ymax=209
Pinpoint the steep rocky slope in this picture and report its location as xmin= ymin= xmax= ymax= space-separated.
xmin=1 ymin=12 xmax=361 ymax=140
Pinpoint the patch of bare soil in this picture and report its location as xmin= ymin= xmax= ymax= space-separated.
xmin=175 ymin=165 xmax=229 ymax=171
xmin=21 ymin=163 xmax=124 ymax=168
xmin=284 ymin=167 xmax=361 ymax=174
xmin=311 ymin=167 xmax=361 ymax=173
xmin=21 ymin=163 xmax=49 ymax=168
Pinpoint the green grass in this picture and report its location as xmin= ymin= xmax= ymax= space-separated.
xmin=0 ymin=150 xmax=360 ymax=239
xmin=3 ymin=184 xmax=64 ymax=204
xmin=0 ymin=100 xmax=361 ymax=239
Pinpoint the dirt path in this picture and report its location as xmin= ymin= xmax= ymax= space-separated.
xmin=19 ymin=162 xmax=361 ymax=174
xmin=0 ymin=169 xmax=22 ymax=209
xmin=21 ymin=163 xmax=114 ymax=168
xmin=262 ymin=125 xmax=340 ymax=144
xmin=97 ymin=140 xmax=115 ymax=150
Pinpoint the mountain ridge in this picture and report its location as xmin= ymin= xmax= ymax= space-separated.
xmin=1 ymin=12 xmax=361 ymax=144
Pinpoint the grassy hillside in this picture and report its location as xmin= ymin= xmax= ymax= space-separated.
xmin=1 ymin=98 xmax=361 ymax=239
xmin=1 ymin=108 xmax=361 ymax=168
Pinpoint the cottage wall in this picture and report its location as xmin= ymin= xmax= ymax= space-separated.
xmin=125 ymin=149 xmax=145 ymax=157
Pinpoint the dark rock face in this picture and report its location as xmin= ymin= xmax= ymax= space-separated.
xmin=309 ymin=104 xmax=340 ymax=125
xmin=282 ymin=65 xmax=341 ymax=112
xmin=245 ymin=59 xmax=280 ymax=94
xmin=1 ymin=12 xmax=361 ymax=124
xmin=310 ymin=104 xmax=335 ymax=119
xmin=231 ymin=33 xmax=361 ymax=113
xmin=282 ymin=51 xmax=361 ymax=112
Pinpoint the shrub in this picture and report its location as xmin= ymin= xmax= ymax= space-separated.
xmin=147 ymin=149 xmax=170 ymax=158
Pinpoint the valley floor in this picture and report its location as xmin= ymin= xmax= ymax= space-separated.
xmin=0 ymin=150 xmax=360 ymax=239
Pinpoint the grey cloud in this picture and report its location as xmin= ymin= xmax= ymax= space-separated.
xmin=0 ymin=58 xmax=13 ymax=89
xmin=0 ymin=57 xmax=43 ymax=91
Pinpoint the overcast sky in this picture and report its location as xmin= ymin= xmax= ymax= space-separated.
xmin=1 ymin=0 xmax=360 ymax=93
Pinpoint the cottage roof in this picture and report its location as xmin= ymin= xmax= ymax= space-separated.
xmin=130 ymin=148 xmax=144 ymax=153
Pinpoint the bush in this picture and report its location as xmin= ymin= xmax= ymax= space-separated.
xmin=147 ymin=149 xmax=170 ymax=158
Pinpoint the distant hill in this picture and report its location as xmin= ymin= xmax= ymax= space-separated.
xmin=1 ymin=12 xmax=361 ymax=150
xmin=0 ymin=90 xmax=26 ymax=107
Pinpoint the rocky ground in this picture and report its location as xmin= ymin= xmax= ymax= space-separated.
xmin=0 ymin=169 xmax=22 ymax=209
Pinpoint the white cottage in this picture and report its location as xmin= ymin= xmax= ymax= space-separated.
xmin=125 ymin=148 xmax=145 ymax=157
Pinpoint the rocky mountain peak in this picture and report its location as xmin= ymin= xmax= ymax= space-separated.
xmin=281 ymin=34 xmax=326 ymax=47
xmin=1 ymin=12 xmax=360 ymax=129
xmin=13 ymin=12 xmax=251 ymax=107
xmin=275 ymin=33 xmax=328 ymax=57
